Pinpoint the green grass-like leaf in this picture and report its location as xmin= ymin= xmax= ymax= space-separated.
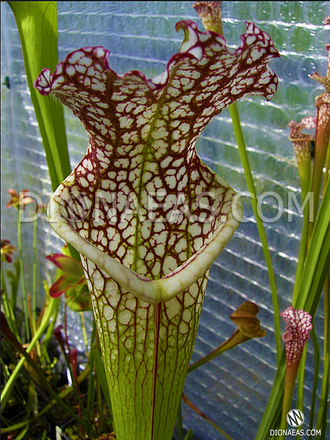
xmin=294 ymin=177 xmax=330 ymax=315
xmin=255 ymin=179 xmax=330 ymax=439
xmin=228 ymin=102 xmax=282 ymax=366
xmin=184 ymin=429 xmax=194 ymax=440
xmin=93 ymin=343 xmax=112 ymax=415
xmin=8 ymin=1 xmax=80 ymax=261
xmin=8 ymin=1 xmax=71 ymax=191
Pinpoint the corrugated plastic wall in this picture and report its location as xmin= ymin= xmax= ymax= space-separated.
xmin=1 ymin=2 xmax=329 ymax=439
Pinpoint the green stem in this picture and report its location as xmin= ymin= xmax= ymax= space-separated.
xmin=14 ymin=423 xmax=29 ymax=440
xmin=307 ymin=135 xmax=330 ymax=249
xmin=184 ymin=430 xmax=194 ymax=440
xmin=32 ymin=217 xmax=38 ymax=324
xmin=295 ymin=345 xmax=308 ymax=440
xmin=17 ymin=207 xmax=30 ymax=341
xmin=292 ymin=193 xmax=311 ymax=304
xmin=0 ymin=262 xmax=18 ymax=338
xmin=296 ymin=345 xmax=307 ymax=411
xmin=310 ymin=120 xmax=330 ymax=227
xmin=182 ymin=394 xmax=232 ymax=440
xmin=188 ymin=332 xmax=247 ymax=374
xmin=86 ymin=324 xmax=97 ymax=417
xmin=0 ymin=296 xmax=59 ymax=407
xmin=188 ymin=348 xmax=226 ymax=375
xmin=308 ymin=326 xmax=320 ymax=435
xmin=80 ymin=311 xmax=89 ymax=352
xmin=1 ymin=421 xmax=28 ymax=435
xmin=279 ymin=364 xmax=299 ymax=440
xmin=86 ymin=351 xmax=95 ymax=415
xmin=296 ymin=139 xmax=330 ymax=304
xmin=321 ymin=138 xmax=330 ymax=194
xmin=315 ymin=276 xmax=329 ymax=439
xmin=97 ymin=375 xmax=107 ymax=432
xmin=291 ymin=146 xmax=314 ymax=305
xmin=228 ymin=102 xmax=281 ymax=365
xmin=42 ymin=287 xmax=59 ymax=346
xmin=30 ymin=217 xmax=41 ymax=358
xmin=255 ymin=350 xmax=286 ymax=440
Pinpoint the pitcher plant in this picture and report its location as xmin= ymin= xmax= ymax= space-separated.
xmin=35 ymin=18 xmax=279 ymax=439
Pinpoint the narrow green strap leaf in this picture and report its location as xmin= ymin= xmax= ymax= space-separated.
xmin=294 ymin=177 xmax=330 ymax=314
xmin=309 ymin=326 xmax=320 ymax=431
xmin=258 ymin=179 xmax=330 ymax=439
xmin=184 ymin=429 xmax=194 ymax=440
xmin=255 ymin=350 xmax=286 ymax=440
xmin=228 ymin=102 xmax=281 ymax=366
xmin=13 ymin=423 xmax=29 ymax=440
xmin=9 ymin=1 xmax=80 ymax=260
xmin=315 ymin=277 xmax=329 ymax=439
xmin=92 ymin=344 xmax=112 ymax=413
xmin=182 ymin=394 xmax=233 ymax=440
xmin=8 ymin=1 xmax=71 ymax=191
xmin=296 ymin=344 xmax=308 ymax=423
xmin=292 ymin=192 xmax=311 ymax=304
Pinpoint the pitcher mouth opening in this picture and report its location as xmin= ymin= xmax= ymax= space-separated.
xmin=47 ymin=179 xmax=242 ymax=305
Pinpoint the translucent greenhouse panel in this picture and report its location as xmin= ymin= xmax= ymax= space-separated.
xmin=1 ymin=1 xmax=329 ymax=439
